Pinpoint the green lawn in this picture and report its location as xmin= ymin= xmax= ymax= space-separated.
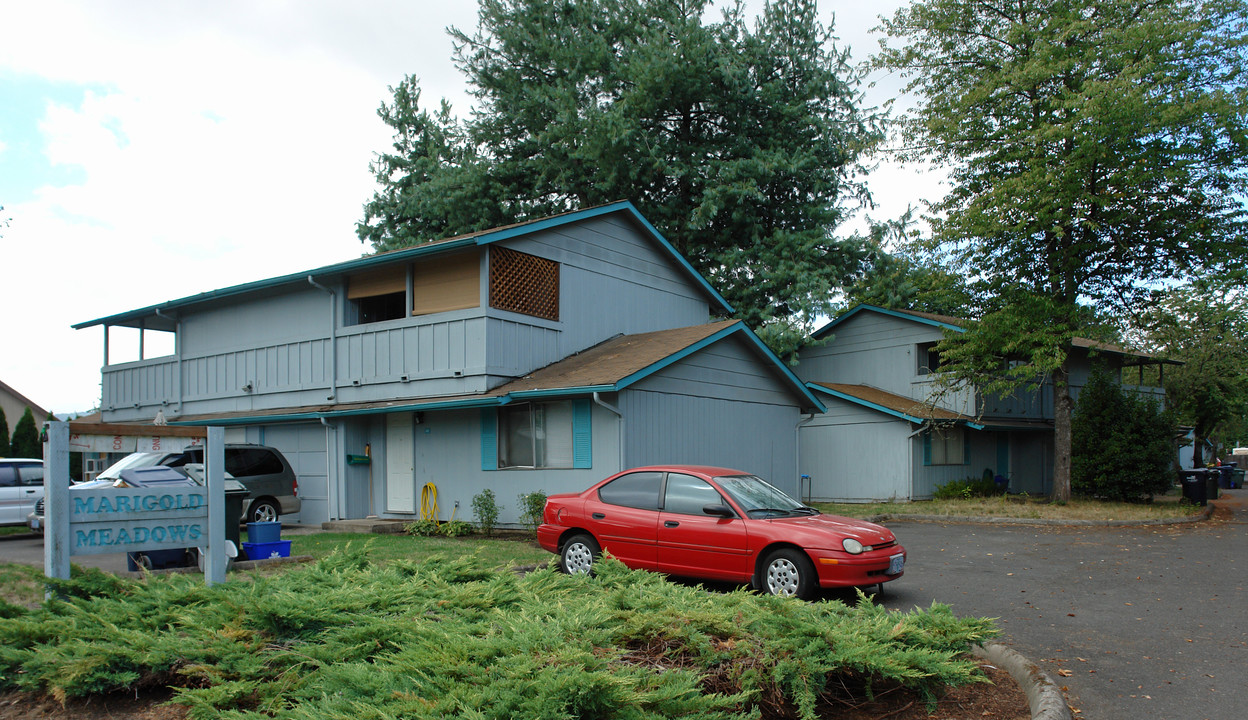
xmin=813 ymin=492 xmax=1201 ymax=522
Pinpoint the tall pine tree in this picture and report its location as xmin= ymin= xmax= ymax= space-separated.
xmin=359 ymin=0 xmax=881 ymax=352
xmin=10 ymin=408 xmax=40 ymax=459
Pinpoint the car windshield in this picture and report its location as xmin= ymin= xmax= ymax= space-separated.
xmin=96 ymin=452 xmax=166 ymax=481
xmin=714 ymin=475 xmax=818 ymax=517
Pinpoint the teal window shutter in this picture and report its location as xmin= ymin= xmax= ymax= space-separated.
xmin=922 ymin=430 xmax=932 ymax=466
xmin=572 ymin=399 xmax=592 ymax=468
xmin=481 ymin=408 xmax=498 ymax=471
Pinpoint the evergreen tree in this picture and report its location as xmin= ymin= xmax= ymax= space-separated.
xmin=1072 ymin=368 xmax=1175 ymax=501
xmin=10 ymin=408 xmax=40 ymax=459
xmin=876 ymin=0 xmax=1248 ymax=501
xmin=359 ymin=0 xmax=881 ymax=353
xmin=0 ymin=406 xmax=10 ymax=457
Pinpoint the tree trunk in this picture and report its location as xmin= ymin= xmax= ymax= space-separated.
xmin=1052 ymin=367 xmax=1073 ymax=503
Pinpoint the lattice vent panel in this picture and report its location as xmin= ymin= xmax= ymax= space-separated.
xmin=489 ymin=246 xmax=560 ymax=321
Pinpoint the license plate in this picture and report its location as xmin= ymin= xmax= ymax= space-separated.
xmin=888 ymin=553 xmax=905 ymax=575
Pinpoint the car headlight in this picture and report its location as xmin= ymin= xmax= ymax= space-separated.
xmin=842 ymin=538 xmax=864 ymax=554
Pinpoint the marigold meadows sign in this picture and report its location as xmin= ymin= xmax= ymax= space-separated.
xmin=44 ymin=422 xmax=230 ymax=586
xmin=69 ymin=488 xmax=208 ymax=554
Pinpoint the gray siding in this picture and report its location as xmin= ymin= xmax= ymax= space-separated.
xmin=100 ymin=215 xmax=714 ymax=421
xmin=499 ymin=215 xmax=711 ymax=359
xmin=363 ymin=406 xmax=622 ymax=526
xmin=620 ymin=338 xmax=802 ymax=495
xmin=798 ymin=314 xmax=943 ymax=397
xmin=798 ymin=400 xmax=912 ymax=502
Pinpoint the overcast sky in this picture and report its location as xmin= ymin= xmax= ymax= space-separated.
xmin=0 ymin=0 xmax=937 ymax=416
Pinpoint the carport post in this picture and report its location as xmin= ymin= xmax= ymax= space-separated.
xmin=44 ymin=421 xmax=71 ymax=582
xmin=204 ymin=427 xmax=226 ymax=586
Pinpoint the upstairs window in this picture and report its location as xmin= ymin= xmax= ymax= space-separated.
xmin=489 ymin=246 xmax=559 ymax=321
xmin=348 ymin=266 xmax=406 ymax=325
xmin=917 ymin=342 xmax=943 ymax=375
xmin=413 ymin=251 xmax=480 ymax=316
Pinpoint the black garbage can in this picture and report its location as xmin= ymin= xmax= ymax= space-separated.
xmin=1180 ymin=469 xmax=1209 ymax=506
xmin=1214 ymin=465 xmax=1234 ymax=489
xmin=224 ymin=480 xmax=250 ymax=555
xmin=119 ymin=466 xmax=202 ymax=570
xmin=1206 ymin=470 xmax=1221 ymax=501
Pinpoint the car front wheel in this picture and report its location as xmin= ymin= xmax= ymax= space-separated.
xmin=761 ymin=548 xmax=817 ymax=599
xmin=560 ymin=533 xmax=599 ymax=575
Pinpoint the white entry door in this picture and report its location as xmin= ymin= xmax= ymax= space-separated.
xmin=386 ymin=413 xmax=415 ymax=512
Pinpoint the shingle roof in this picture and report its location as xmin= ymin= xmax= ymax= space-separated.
xmin=808 ymin=382 xmax=979 ymax=425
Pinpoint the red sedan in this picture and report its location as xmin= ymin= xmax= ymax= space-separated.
xmin=537 ymin=465 xmax=905 ymax=599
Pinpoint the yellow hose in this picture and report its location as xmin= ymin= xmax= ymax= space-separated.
xmin=420 ymin=483 xmax=439 ymax=523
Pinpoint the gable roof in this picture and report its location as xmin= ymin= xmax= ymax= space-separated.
xmin=73 ymin=201 xmax=733 ymax=332
xmin=168 ymin=320 xmax=824 ymax=425
xmin=0 ymin=379 xmax=51 ymax=420
xmin=812 ymin=304 xmax=1174 ymax=364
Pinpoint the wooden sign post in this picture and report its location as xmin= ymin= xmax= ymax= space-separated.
xmin=43 ymin=422 xmax=229 ymax=586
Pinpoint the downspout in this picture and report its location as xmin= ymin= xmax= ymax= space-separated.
xmin=155 ymin=309 xmax=182 ymax=413
xmin=592 ymin=392 xmax=624 ymax=472
xmin=795 ymin=412 xmax=818 ymax=503
xmin=308 ymin=276 xmax=338 ymax=403
xmin=320 ymin=416 xmax=340 ymax=521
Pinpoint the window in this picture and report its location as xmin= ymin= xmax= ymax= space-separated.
xmin=0 ymin=464 xmax=16 ymax=488
xmin=16 ymin=464 xmax=43 ymax=486
xmin=348 ymin=266 xmax=407 ymax=325
xmin=924 ymin=426 xmax=967 ymax=466
xmin=489 ymin=246 xmax=559 ymax=320
xmin=663 ymin=473 xmax=725 ymax=515
xmin=599 ymin=472 xmax=662 ymax=510
xmin=917 ymin=342 xmax=942 ymax=375
xmin=485 ymin=400 xmax=591 ymax=469
xmin=499 ymin=401 xmax=574 ymax=468
xmin=413 ymin=251 xmax=480 ymax=316
xmin=180 ymin=448 xmax=284 ymax=477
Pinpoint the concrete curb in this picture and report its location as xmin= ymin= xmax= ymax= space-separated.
xmin=864 ymin=501 xmax=1215 ymax=527
xmin=974 ymin=642 xmax=1073 ymax=720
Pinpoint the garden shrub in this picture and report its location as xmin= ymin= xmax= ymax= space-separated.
xmin=517 ymin=491 xmax=547 ymax=535
xmin=1072 ymin=367 xmax=1175 ymax=501
xmin=933 ymin=475 xmax=1002 ymax=500
xmin=471 ymin=489 xmax=501 ymax=536
xmin=0 ymin=548 xmax=998 ymax=719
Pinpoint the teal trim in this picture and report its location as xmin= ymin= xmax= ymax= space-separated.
xmin=74 ymin=200 xmax=733 ymax=329
xmin=922 ymin=431 xmax=932 ymax=466
xmin=811 ymin=304 xmax=966 ymax=340
xmin=480 ymin=408 xmax=498 ymax=471
xmin=572 ymin=399 xmax=592 ymax=468
xmin=509 ymin=386 xmax=616 ymax=399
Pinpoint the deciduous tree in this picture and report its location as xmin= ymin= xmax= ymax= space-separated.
xmin=876 ymin=0 xmax=1248 ymax=500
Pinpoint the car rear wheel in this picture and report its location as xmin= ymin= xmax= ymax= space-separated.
xmin=761 ymin=548 xmax=816 ymax=599
xmin=560 ymin=533 xmax=599 ymax=575
xmin=248 ymin=499 xmax=280 ymax=524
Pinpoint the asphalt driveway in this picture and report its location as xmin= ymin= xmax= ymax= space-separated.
xmin=874 ymin=489 xmax=1245 ymax=720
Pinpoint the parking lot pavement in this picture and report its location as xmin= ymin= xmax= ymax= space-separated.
xmin=876 ymin=490 xmax=1246 ymax=720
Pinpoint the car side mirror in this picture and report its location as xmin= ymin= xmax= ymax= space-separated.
xmin=702 ymin=504 xmax=735 ymax=518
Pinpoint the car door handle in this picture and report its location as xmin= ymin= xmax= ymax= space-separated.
xmin=592 ymin=512 xmax=605 ymax=519
xmin=664 ymin=520 xmax=680 ymax=528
